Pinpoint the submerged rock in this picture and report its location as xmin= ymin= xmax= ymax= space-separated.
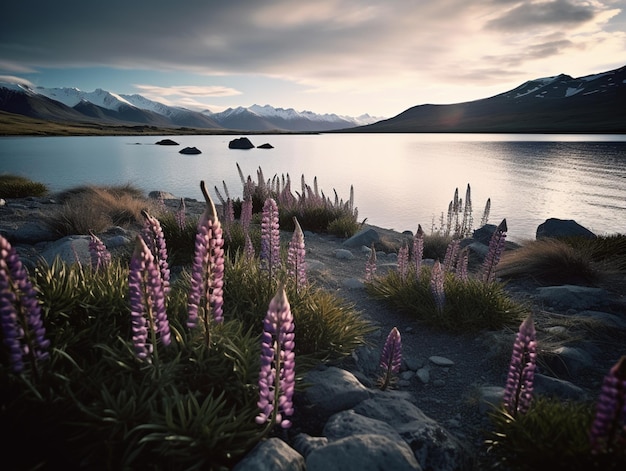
xmin=179 ymin=146 xmax=201 ymax=155
xmin=228 ymin=137 xmax=255 ymax=149
xmin=155 ymin=139 xmax=179 ymax=145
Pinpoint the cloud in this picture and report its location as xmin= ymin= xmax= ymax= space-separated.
xmin=0 ymin=75 xmax=35 ymax=87
xmin=486 ymin=0 xmax=597 ymax=31
xmin=133 ymin=84 xmax=242 ymax=98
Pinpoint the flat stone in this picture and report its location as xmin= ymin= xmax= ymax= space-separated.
xmin=428 ymin=356 xmax=455 ymax=367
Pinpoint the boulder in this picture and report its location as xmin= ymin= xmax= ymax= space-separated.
xmin=536 ymin=218 xmax=596 ymax=239
xmin=179 ymin=146 xmax=201 ymax=155
xmin=228 ymin=137 xmax=255 ymax=149
xmin=343 ymin=228 xmax=380 ymax=249
xmin=232 ymin=437 xmax=305 ymax=471
xmin=257 ymin=143 xmax=274 ymax=149
xmin=155 ymin=139 xmax=179 ymax=145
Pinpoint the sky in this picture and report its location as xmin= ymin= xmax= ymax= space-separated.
xmin=1 ymin=0 xmax=625 ymax=118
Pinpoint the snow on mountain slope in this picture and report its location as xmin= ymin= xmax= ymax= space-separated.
xmin=36 ymin=87 xmax=136 ymax=111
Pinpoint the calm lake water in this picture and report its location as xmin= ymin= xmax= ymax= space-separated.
xmin=1 ymin=133 xmax=625 ymax=242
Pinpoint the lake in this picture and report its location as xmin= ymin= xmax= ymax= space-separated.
xmin=1 ymin=133 xmax=625 ymax=242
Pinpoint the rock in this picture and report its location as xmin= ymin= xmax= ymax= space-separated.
xmin=306 ymin=434 xmax=421 ymax=471
xmin=257 ymin=143 xmax=274 ymax=149
xmin=148 ymin=191 xmax=178 ymax=200
xmin=428 ymin=356 xmax=455 ymax=367
xmin=2 ymin=221 xmax=58 ymax=245
xmin=542 ymin=346 xmax=594 ymax=378
xmin=323 ymin=410 xmax=404 ymax=442
xmin=155 ymin=139 xmax=178 ymax=145
xmin=343 ymin=228 xmax=380 ymax=249
xmin=472 ymin=224 xmax=497 ymax=245
xmin=477 ymin=386 xmax=505 ymax=414
xmin=232 ymin=437 xmax=305 ymax=471
xmin=40 ymin=235 xmax=91 ymax=266
xmin=303 ymin=366 xmax=371 ymax=416
xmin=536 ymin=285 xmax=609 ymax=310
xmin=342 ymin=278 xmax=364 ymax=289
xmin=179 ymin=146 xmax=201 ymax=155
xmin=334 ymin=249 xmax=355 ymax=260
xmin=574 ymin=310 xmax=626 ymax=329
xmin=533 ymin=373 xmax=588 ymax=401
xmin=292 ymin=434 xmax=329 ymax=458
xmin=228 ymin=137 xmax=255 ymax=149
xmin=536 ymin=218 xmax=596 ymax=239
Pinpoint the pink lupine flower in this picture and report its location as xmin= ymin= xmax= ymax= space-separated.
xmin=0 ymin=234 xmax=50 ymax=375
xmin=88 ymin=230 xmax=111 ymax=271
xmin=256 ymin=286 xmax=296 ymax=429
xmin=187 ymin=181 xmax=225 ymax=329
xmin=379 ymin=327 xmax=402 ymax=390
xmin=443 ymin=239 xmax=460 ymax=273
xmin=455 ymin=249 xmax=469 ymax=282
xmin=430 ymin=260 xmax=445 ymax=313
xmin=140 ymin=211 xmax=171 ymax=296
xmin=589 ymin=356 xmax=626 ymax=454
xmin=244 ymin=232 xmax=255 ymax=261
xmin=260 ymin=197 xmax=281 ymax=280
xmin=412 ymin=225 xmax=424 ymax=278
xmin=481 ymin=219 xmax=507 ymax=283
xmin=287 ymin=217 xmax=307 ymax=290
xmin=503 ymin=314 xmax=537 ymax=417
xmin=223 ymin=197 xmax=235 ymax=242
xmin=397 ymin=243 xmax=409 ymax=281
xmin=128 ymin=236 xmax=171 ymax=364
xmin=175 ymin=197 xmax=186 ymax=230
xmin=365 ymin=244 xmax=377 ymax=282
xmin=240 ymin=196 xmax=253 ymax=234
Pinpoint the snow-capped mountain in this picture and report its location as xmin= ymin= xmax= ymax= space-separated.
xmin=0 ymin=82 xmax=381 ymax=132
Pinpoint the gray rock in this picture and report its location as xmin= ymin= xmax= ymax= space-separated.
xmin=536 ymin=285 xmax=609 ymax=310
xmin=343 ymin=228 xmax=380 ymax=249
xmin=228 ymin=137 xmax=255 ymax=149
xmin=304 ymin=367 xmax=371 ymax=416
xmin=472 ymin=224 xmax=497 ymax=245
xmin=534 ymin=373 xmax=588 ymax=401
xmin=416 ymin=367 xmax=430 ymax=384
xmin=233 ymin=437 xmax=305 ymax=471
xmin=323 ymin=410 xmax=404 ymax=442
xmin=342 ymin=278 xmax=364 ymax=289
xmin=2 ymin=221 xmax=58 ymax=244
xmin=40 ymin=235 xmax=91 ymax=266
xmin=334 ymin=249 xmax=355 ymax=260
xmin=429 ymin=356 xmax=455 ymax=367
xmin=536 ymin=218 xmax=596 ymax=239
xmin=477 ymin=386 xmax=505 ymax=414
xmin=292 ymin=434 xmax=329 ymax=458
xmin=574 ymin=310 xmax=626 ymax=329
xmin=306 ymin=434 xmax=421 ymax=471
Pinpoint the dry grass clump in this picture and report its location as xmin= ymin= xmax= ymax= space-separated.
xmin=44 ymin=184 xmax=157 ymax=236
xmin=496 ymin=238 xmax=600 ymax=285
xmin=0 ymin=174 xmax=48 ymax=198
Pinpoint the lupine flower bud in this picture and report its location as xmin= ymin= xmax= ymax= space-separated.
xmin=256 ymin=286 xmax=296 ymax=429
xmin=187 ymin=181 xmax=225 ymax=329
xmin=240 ymin=196 xmax=253 ymax=234
xmin=397 ymin=244 xmax=409 ymax=281
xmin=287 ymin=217 xmax=307 ymax=290
xmin=175 ymin=197 xmax=186 ymax=230
xmin=88 ymin=230 xmax=111 ymax=271
xmin=589 ymin=356 xmax=626 ymax=454
xmin=455 ymin=249 xmax=469 ymax=282
xmin=260 ymin=198 xmax=281 ymax=279
xmin=379 ymin=327 xmax=402 ymax=390
xmin=503 ymin=314 xmax=537 ymax=417
xmin=443 ymin=239 xmax=460 ymax=273
xmin=0 ymin=234 xmax=49 ymax=374
xmin=244 ymin=232 xmax=255 ymax=261
xmin=365 ymin=243 xmax=377 ymax=282
xmin=481 ymin=219 xmax=507 ymax=283
xmin=128 ymin=236 xmax=171 ymax=362
xmin=430 ymin=260 xmax=445 ymax=313
xmin=141 ymin=210 xmax=171 ymax=296
xmin=412 ymin=225 xmax=424 ymax=278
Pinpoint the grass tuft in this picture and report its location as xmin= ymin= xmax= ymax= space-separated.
xmin=0 ymin=174 xmax=48 ymax=198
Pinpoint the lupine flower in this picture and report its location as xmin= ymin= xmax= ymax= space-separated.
xmin=256 ymin=286 xmax=296 ymax=429
xmin=141 ymin=210 xmax=171 ymax=296
xmin=430 ymin=260 xmax=445 ymax=313
xmin=0 ymin=235 xmax=50 ymax=374
xmin=503 ymin=314 xmax=537 ymax=417
xmin=589 ymin=356 xmax=626 ymax=454
xmin=397 ymin=243 xmax=409 ymax=281
xmin=379 ymin=327 xmax=402 ymax=390
xmin=412 ymin=225 xmax=424 ymax=278
xmin=365 ymin=243 xmax=377 ymax=282
xmin=240 ymin=196 xmax=253 ymax=234
xmin=443 ymin=239 xmax=460 ymax=273
xmin=481 ymin=219 xmax=507 ymax=283
xmin=88 ymin=230 xmax=111 ymax=271
xmin=455 ymin=249 xmax=469 ymax=282
xmin=223 ymin=197 xmax=235 ymax=242
xmin=260 ymin=197 xmax=281 ymax=279
xmin=244 ymin=232 xmax=255 ymax=261
xmin=287 ymin=217 xmax=307 ymax=290
xmin=128 ymin=236 xmax=171 ymax=363
xmin=187 ymin=181 xmax=225 ymax=329
xmin=175 ymin=197 xmax=186 ymax=230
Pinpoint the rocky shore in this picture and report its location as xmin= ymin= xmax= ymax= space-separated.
xmin=2 ymin=194 xmax=625 ymax=470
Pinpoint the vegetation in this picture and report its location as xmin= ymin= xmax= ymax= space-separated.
xmin=0 ymin=173 xmax=48 ymax=198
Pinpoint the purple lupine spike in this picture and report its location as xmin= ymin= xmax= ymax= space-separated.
xmin=503 ymin=314 xmax=537 ymax=417
xmin=128 ymin=236 xmax=171 ymax=363
xmin=365 ymin=243 xmax=377 ymax=282
xmin=240 ymin=196 xmax=253 ymax=234
xmin=140 ymin=210 xmax=171 ymax=296
xmin=255 ymin=286 xmax=296 ymax=429
xmin=430 ymin=260 xmax=445 ymax=313
xmin=589 ymin=356 xmax=626 ymax=454
xmin=0 ymin=234 xmax=50 ymax=374
xmin=481 ymin=219 xmax=507 ymax=283
xmin=287 ymin=217 xmax=307 ymax=290
xmin=88 ymin=230 xmax=111 ymax=271
xmin=187 ymin=181 xmax=225 ymax=329
xmin=397 ymin=243 xmax=409 ymax=281
xmin=244 ymin=232 xmax=255 ymax=261
xmin=412 ymin=225 xmax=424 ymax=278
xmin=443 ymin=239 xmax=460 ymax=273
xmin=223 ymin=197 xmax=235 ymax=242
xmin=175 ymin=197 xmax=186 ymax=230
xmin=379 ymin=327 xmax=402 ymax=390
xmin=455 ymin=249 xmax=469 ymax=282
xmin=260 ymin=198 xmax=281 ymax=279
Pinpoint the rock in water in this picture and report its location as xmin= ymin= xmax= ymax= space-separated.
xmin=228 ymin=137 xmax=255 ymax=149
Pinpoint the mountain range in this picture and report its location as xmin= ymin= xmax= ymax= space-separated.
xmin=1 ymin=64 xmax=625 ymax=134
xmin=0 ymin=83 xmax=382 ymax=132
xmin=349 ymin=64 xmax=626 ymax=133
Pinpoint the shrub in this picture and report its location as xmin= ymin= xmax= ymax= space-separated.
xmin=0 ymin=174 xmax=48 ymax=198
